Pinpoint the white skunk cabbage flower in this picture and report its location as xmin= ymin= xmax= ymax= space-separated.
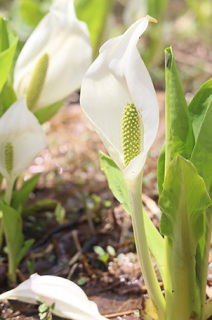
xmin=80 ymin=16 xmax=159 ymax=190
xmin=14 ymin=0 xmax=92 ymax=112
xmin=0 ymin=273 xmax=107 ymax=320
xmin=0 ymin=99 xmax=46 ymax=185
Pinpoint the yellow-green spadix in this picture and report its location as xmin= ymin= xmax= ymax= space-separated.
xmin=80 ymin=16 xmax=159 ymax=186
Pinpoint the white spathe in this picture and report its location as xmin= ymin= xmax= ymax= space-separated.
xmin=14 ymin=0 xmax=92 ymax=111
xmin=0 ymin=99 xmax=46 ymax=183
xmin=0 ymin=273 xmax=108 ymax=320
xmin=80 ymin=16 xmax=159 ymax=188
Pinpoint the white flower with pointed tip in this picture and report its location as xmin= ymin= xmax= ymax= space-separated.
xmin=80 ymin=16 xmax=159 ymax=189
xmin=0 ymin=273 xmax=108 ymax=320
xmin=0 ymin=99 xmax=46 ymax=186
xmin=80 ymin=18 xmax=166 ymax=318
xmin=14 ymin=0 xmax=92 ymax=112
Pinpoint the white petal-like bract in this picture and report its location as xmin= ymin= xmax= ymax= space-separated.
xmin=80 ymin=16 xmax=159 ymax=186
xmin=0 ymin=274 xmax=107 ymax=320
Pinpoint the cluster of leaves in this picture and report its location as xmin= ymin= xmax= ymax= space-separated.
xmin=100 ymin=47 xmax=212 ymax=319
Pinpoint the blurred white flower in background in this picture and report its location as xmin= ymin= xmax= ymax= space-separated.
xmin=14 ymin=0 xmax=92 ymax=112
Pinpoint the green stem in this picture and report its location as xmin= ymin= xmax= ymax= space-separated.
xmin=4 ymin=178 xmax=16 ymax=283
xmin=200 ymin=207 xmax=212 ymax=320
xmin=127 ymin=175 xmax=165 ymax=320
xmin=5 ymin=178 xmax=13 ymax=204
xmin=0 ymin=177 xmax=14 ymax=248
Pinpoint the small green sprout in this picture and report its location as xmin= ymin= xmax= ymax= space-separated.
xmin=38 ymin=302 xmax=55 ymax=320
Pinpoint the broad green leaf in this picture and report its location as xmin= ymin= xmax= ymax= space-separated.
xmin=11 ymin=174 xmax=40 ymax=211
xmin=157 ymin=143 xmax=165 ymax=196
xmin=0 ymin=81 xmax=17 ymax=114
xmin=160 ymin=155 xmax=211 ymax=245
xmin=189 ymin=78 xmax=212 ymax=192
xmin=159 ymin=156 xmax=211 ymax=318
xmin=1 ymin=201 xmax=25 ymax=282
xmin=99 ymin=152 xmax=165 ymax=280
xmin=75 ymin=0 xmax=114 ymax=58
xmin=35 ymin=99 xmax=65 ymax=124
xmin=0 ymin=18 xmax=18 ymax=94
xmin=164 ymin=47 xmax=194 ymax=173
xmin=188 ymin=78 xmax=212 ymax=309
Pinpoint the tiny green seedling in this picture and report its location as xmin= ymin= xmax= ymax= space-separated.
xmin=38 ymin=302 xmax=55 ymax=320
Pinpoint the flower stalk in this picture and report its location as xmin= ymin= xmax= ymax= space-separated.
xmin=122 ymin=104 xmax=165 ymax=319
xmin=127 ymin=176 xmax=166 ymax=320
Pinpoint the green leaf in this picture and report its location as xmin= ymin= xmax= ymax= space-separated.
xmin=39 ymin=312 xmax=47 ymax=320
xmin=1 ymin=201 xmax=25 ymax=282
xmin=39 ymin=303 xmax=49 ymax=313
xmin=93 ymin=245 xmax=105 ymax=257
xmin=159 ymin=155 xmax=211 ymax=318
xmin=100 ymin=151 xmax=130 ymax=213
xmin=100 ymin=253 xmax=109 ymax=265
xmin=12 ymin=174 xmax=40 ymax=211
xmin=107 ymin=245 xmax=116 ymax=256
xmin=75 ymin=0 xmax=114 ymax=58
xmin=189 ymin=78 xmax=212 ymax=192
xmin=0 ymin=18 xmax=18 ymax=94
xmin=16 ymin=239 xmax=34 ymax=265
xmin=160 ymin=155 xmax=211 ymax=244
xmin=20 ymin=0 xmax=46 ymax=27
xmin=99 ymin=152 xmax=165 ymax=280
xmin=54 ymin=202 xmax=66 ymax=225
xmin=164 ymin=47 xmax=194 ymax=173
xmin=157 ymin=143 xmax=165 ymax=196
xmin=188 ymin=78 xmax=212 ymax=317
xmin=0 ymin=81 xmax=17 ymax=114
xmin=34 ymin=99 xmax=65 ymax=124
